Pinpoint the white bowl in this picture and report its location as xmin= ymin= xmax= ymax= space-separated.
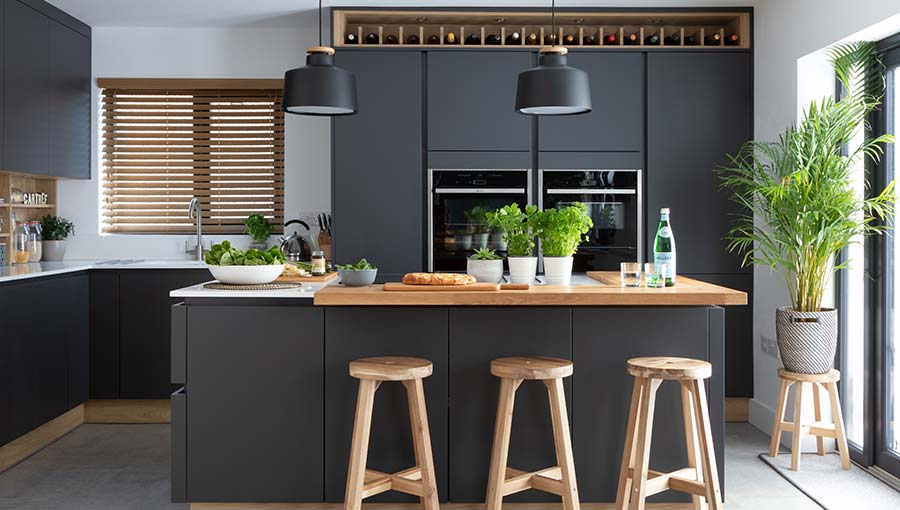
xmin=207 ymin=264 xmax=285 ymax=285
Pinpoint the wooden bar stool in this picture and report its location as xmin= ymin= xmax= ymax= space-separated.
xmin=485 ymin=356 xmax=579 ymax=510
xmin=344 ymin=357 xmax=439 ymax=510
xmin=616 ymin=357 xmax=721 ymax=510
xmin=769 ymin=368 xmax=850 ymax=471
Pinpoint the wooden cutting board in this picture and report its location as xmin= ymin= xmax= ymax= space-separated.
xmin=384 ymin=282 xmax=501 ymax=292
xmin=276 ymin=272 xmax=339 ymax=283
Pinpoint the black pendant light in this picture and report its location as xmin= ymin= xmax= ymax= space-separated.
xmin=515 ymin=0 xmax=591 ymax=115
xmin=283 ymin=0 xmax=357 ymax=116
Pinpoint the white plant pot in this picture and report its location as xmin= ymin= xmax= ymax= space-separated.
xmin=472 ymin=233 xmax=490 ymax=249
xmin=507 ymin=256 xmax=537 ymax=284
xmin=542 ymin=256 xmax=574 ymax=286
xmin=489 ymin=232 xmax=507 ymax=251
xmin=467 ymin=258 xmax=504 ymax=283
xmin=42 ymin=240 xmax=66 ymax=261
xmin=455 ymin=234 xmax=473 ymax=251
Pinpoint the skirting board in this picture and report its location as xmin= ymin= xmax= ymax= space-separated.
xmin=0 ymin=404 xmax=84 ymax=473
xmin=724 ymin=397 xmax=749 ymax=422
xmin=84 ymin=399 xmax=171 ymax=423
xmin=191 ymin=504 xmax=693 ymax=509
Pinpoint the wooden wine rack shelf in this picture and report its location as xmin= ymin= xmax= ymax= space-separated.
xmin=333 ymin=9 xmax=750 ymax=50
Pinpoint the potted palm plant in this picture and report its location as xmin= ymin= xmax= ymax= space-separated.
xmin=486 ymin=203 xmax=539 ymax=284
xmin=720 ymin=42 xmax=895 ymax=374
xmin=535 ymin=203 xmax=593 ymax=285
xmin=40 ymin=215 xmax=74 ymax=261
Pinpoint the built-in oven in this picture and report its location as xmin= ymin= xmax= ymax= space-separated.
xmin=540 ymin=169 xmax=642 ymax=272
xmin=428 ymin=168 xmax=531 ymax=272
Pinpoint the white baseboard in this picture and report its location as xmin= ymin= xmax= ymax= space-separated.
xmin=749 ymin=397 xmax=836 ymax=452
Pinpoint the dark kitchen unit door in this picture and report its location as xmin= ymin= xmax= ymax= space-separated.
xmin=333 ymin=51 xmax=423 ymax=281
xmin=538 ymin=52 xmax=644 ymax=152
xmin=646 ymin=51 xmax=752 ymax=274
xmin=427 ymin=51 xmax=533 ymax=151
xmin=49 ymin=19 xmax=91 ymax=179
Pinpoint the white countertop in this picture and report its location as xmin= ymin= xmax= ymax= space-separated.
xmin=170 ymin=281 xmax=331 ymax=299
xmin=0 ymin=259 xmax=209 ymax=283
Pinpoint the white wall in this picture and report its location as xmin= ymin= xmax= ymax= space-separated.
xmin=57 ymin=18 xmax=331 ymax=259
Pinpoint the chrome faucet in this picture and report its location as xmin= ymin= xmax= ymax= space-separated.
xmin=188 ymin=197 xmax=203 ymax=261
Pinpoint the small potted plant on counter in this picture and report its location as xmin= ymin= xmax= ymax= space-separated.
xmin=467 ymin=248 xmax=504 ymax=283
xmin=487 ymin=203 xmax=539 ymax=284
xmin=535 ymin=203 xmax=593 ymax=285
xmin=39 ymin=214 xmax=74 ymax=261
xmin=244 ymin=213 xmax=273 ymax=250
xmin=720 ymin=41 xmax=895 ymax=374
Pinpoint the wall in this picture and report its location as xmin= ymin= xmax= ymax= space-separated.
xmin=750 ymin=0 xmax=900 ymax=436
xmin=57 ymin=18 xmax=331 ymax=259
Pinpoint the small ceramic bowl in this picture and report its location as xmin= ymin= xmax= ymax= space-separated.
xmin=339 ymin=268 xmax=378 ymax=287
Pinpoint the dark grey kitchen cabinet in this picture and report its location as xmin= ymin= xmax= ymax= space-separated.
xmin=646 ymin=52 xmax=752 ymax=274
xmin=539 ymin=52 xmax=644 ymax=152
xmin=3 ymin=0 xmax=50 ymax=174
xmin=49 ymin=19 xmax=91 ymax=179
xmin=185 ymin=305 xmax=324 ymax=502
xmin=448 ymin=307 xmax=571 ymax=503
xmin=333 ymin=51 xmax=423 ymax=280
xmin=323 ymin=307 xmax=449 ymax=503
xmin=89 ymin=271 xmax=119 ymax=398
xmin=427 ymin=51 xmax=533 ymax=152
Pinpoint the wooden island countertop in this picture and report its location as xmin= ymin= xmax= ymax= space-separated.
xmin=313 ymin=272 xmax=747 ymax=306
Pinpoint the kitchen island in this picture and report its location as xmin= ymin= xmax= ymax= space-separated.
xmin=170 ymin=273 xmax=745 ymax=505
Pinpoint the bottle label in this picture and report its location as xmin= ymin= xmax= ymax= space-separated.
xmin=658 ymin=226 xmax=672 ymax=238
xmin=654 ymin=252 xmax=676 ymax=279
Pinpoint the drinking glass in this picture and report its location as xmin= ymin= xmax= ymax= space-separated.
xmin=644 ymin=263 xmax=667 ymax=288
xmin=620 ymin=262 xmax=642 ymax=287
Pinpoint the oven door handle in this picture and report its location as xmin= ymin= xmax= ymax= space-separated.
xmin=434 ymin=188 xmax=527 ymax=194
xmin=545 ymin=188 xmax=637 ymax=195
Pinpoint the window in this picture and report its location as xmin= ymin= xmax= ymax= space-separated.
xmin=100 ymin=78 xmax=284 ymax=234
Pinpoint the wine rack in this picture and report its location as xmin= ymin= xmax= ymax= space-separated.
xmin=333 ymin=10 xmax=750 ymax=50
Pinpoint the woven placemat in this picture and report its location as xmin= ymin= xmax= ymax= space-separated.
xmin=204 ymin=282 xmax=302 ymax=291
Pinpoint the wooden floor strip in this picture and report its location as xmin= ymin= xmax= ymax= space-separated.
xmin=84 ymin=399 xmax=171 ymax=424
xmin=0 ymin=404 xmax=84 ymax=473
xmin=725 ymin=397 xmax=749 ymax=423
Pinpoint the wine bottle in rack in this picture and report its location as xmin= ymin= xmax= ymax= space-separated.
xmin=444 ymin=32 xmax=458 ymax=45
xmin=464 ymin=33 xmax=481 ymax=45
xmin=544 ymin=33 xmax=558 ymax=45
xmin=704 ymin=32 xmax=721 ymax=45
xmin=562 ymin=33 xmax=576 ymax=45
xmin=684 ymin=33 xmax=699 ymax=45
xmin=583 ymin=34 xmax=597 ymax=45
xmin=623 ymin=32 xmax=639 ymax=45
xmin=385 ymin=34 xmax=398 ymax=44
xmin=485 ymin=34 xmax=502 ymax=45
xmin=427 ymin=34 xmax=441 ymax=45
xmin=663 ymin=32 xmax=681 ymax=45
xmin=644 ymin=33 xmax=660 ymax=45
xmin=364 ymin=33 xmax=379 ymax=44
xmin=344 ymin=33 xmax=358 ymax=44
xmin=505 ymin=31 xmax=521 ymax=45
xmin=526 ymin=33 xmax=539 ymax=45
xmin=725 ymin=33 xmax=740 ymax=46
xmin=406 ymin=34 xmax=420 ymax=45
xmin=602 ymin=33 xmax=617 ymax=45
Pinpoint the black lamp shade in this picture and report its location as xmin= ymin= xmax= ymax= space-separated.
xmin=515 ymin=52 xmax=591 ymax=115
xmin=283 ymin=51 xmax=358 ymax=116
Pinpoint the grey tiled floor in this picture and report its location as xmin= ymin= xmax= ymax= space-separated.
xmin=0 ymin=423 xmax=817 ymax=509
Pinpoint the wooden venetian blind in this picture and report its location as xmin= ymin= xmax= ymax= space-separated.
xmin=100 ymin=78 xmax=285 ymax=234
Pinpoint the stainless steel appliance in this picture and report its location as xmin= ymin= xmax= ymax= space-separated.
xmin=539 ymin=168 xmax=642 ymax=271
xmin=428 ymin=169 xmax=531 ymax=272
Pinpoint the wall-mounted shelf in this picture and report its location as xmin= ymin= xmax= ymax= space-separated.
xmin=10 ymin=204 xmax=54 ymax=209
xmin=0 ymin=172 xmax=58 ymax=265
xmin=333 ymin=9 xmax=750 ymax=50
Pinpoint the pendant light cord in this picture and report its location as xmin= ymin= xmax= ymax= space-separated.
xmin=318 ymin=0 xmax=323 ymax=46
xmin=551 ymin=0 xmax=556 ymax=45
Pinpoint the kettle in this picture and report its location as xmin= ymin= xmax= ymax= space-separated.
xmin=279 ymin=219 xmax=313 ymax=261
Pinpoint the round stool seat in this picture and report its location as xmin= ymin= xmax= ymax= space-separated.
xmin=626 ymin=357 xmax=712 ymax=380
xmin=490 ymin=356 xmax=573 ymax=380
xmin=349 ymin=356 xmax=433 ymax=381
xmin=777 ymin=368 xmax=839 ymax=383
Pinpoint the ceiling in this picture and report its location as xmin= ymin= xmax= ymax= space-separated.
xmin=46 ymin=0 xmax=756 ymax=28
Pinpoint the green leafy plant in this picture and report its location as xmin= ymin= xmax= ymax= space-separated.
xmin=336 ymin=258 xmax=376 ymax=270
xmin=243 ymin=213 xmax=273 ymax=243
xmin=469 ymin=247 xmax=501 ymax=260
xmin=205 ymin=241 xmax=285 ymax=266
xmin=485 ymin=203 xmax=539 ymax=257
xmin=719 ymin=41 xmax=896 ymax=312
xmin=464 ymin=205 xmax=491 ymax=234
xmin=39 ymin=215 xmax=74 ymax=241
xmin=534 ymin=203 xmax=593 ymax=257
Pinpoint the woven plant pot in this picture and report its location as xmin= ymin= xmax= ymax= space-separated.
xmin=775 ymin=306 xmax=838 ymax=374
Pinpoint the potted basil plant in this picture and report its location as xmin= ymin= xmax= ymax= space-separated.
xmin=39 ymin=215 xmax=74 ymax=261
xmin=244 ymin=213 xmax=273 ymax=250
xmin=465 ymin=205 xmax=491 ymax=249
xmin=535 ymin=203 xmax=593 ymax=285
xmin=486 ymin=203 xmax=539 ymax=284
xmin=467 ymin=248 xmax=504 ymax=283
xmin=720 ymin=42 xmax=896 ymax=374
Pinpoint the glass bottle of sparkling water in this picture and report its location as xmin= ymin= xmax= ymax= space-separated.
xmin=653 ymin=208 xmax=676 ymax=286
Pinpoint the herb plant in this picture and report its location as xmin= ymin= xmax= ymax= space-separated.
xmin=719 ymin=41 xmax=896 ymax=312
xmin=243 ymin=213 xmax=274 ymax=243
xmin=486 ymin=203 xmax=539 ymax=257
xmin=534 ymin=203 xmax=593 ymax=257
xmin=464 ymin=205 xmax=491 ymax=234
xmin=205 ymin=241 xmax=286 ymax=266
xmin=40 ymin=215 xmax=74 ymax=240
xmin=469 ymin=248 xmax=501 ymax=261
xmin=336 ymin=258 xmax=376 ymax=270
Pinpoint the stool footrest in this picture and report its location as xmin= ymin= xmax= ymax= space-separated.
xmin=779 ymin=420 xmax=837 ymax=438
xmin=362 ymin=467 xmax=424 ymax=498
xmin=503 ymin=466 xmax=564 ymax=496
xmin=628 ymin=467 xmax=703 ymax=497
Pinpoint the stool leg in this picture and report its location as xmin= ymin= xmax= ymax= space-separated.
xmin=403 ymin=378 xmax=440 ymax=510
xmin=689 ymin=379 xmax=723 ymax=510
xmin=812 ymin=383 xmax=826 ymax=456
xmin=615 ymin=378 xmax=644 ymax=510
xmin=344 ymin=379 xmax=379 ymax=510
xmin=486 ymin=377 xmax=521 ymax=510
xmin=826 ymin=382 xmax=851 ymax=470
xmin=680 ymin=381 xmax=706 ymax=510
xmin=791 ymin=382 xmax=805 ymax=471
xmin=545 ymin=377 xmax=580 ymax=510
xmin=769 ymin=379 xmax=792 ymax=457
xmin=628 ymin=378 xmax=661 ymax=510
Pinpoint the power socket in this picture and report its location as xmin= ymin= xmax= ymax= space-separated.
xmin=760 ymin=335 xmax=780 ymax=359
